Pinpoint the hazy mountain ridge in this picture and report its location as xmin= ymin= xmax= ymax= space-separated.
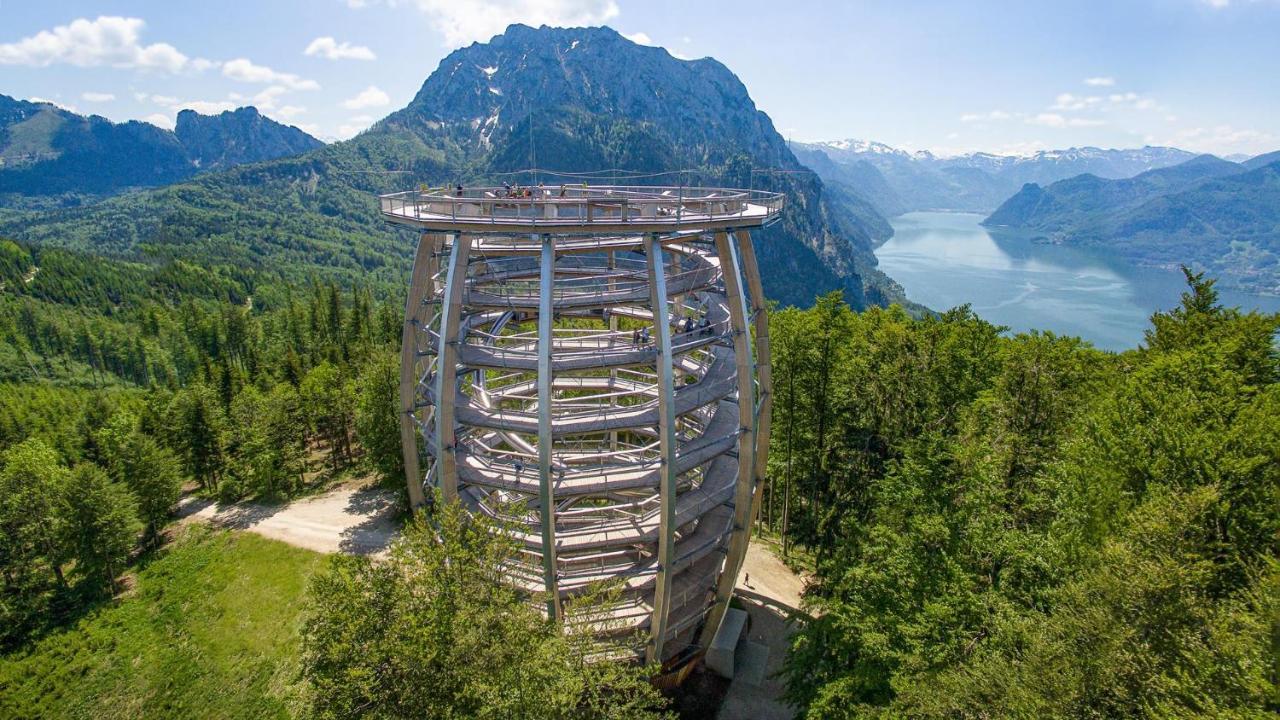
xmin=174 ymin=107 xmax=324 ymax=172
xmin=985 ymin=154 xmax=1280 ymax=294
xmin=794 ymin=139 xmax=1198 ymax=215
xmin=0 ymin=95 xmax=322 ymax=206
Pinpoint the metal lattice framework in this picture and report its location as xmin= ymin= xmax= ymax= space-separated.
xmin=385 ymin=185 xmax=781 ymax=664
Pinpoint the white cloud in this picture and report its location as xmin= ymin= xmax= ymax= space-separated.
xmin=273 ymin=105 xmax=307 ymax=120
xmin=1084 ymin=76 xmax=1115 ymax=87
xmin=241 ymin=85 xmax=290 ymax=110
xmin=1029 ymin=112 xmax=1068 ymax=128
xmin=304 ymin=37 xmax=376 ymax=61
xmin=1051 ymin=93 xmax=1102 ymax=111
xmin=1203 ymin=0 xmax=1231 ymax=7
xmin=143 ymin=112 xmax=174 ymax=129
xmin=1106 ymin=92 xmax=1161 ymax=111
xmin=1027 ymin=112 xmax=1105 ymax=128
xmin=1160 ymin=124 xmax=1276 ymax=155
xmin=959 ymin=110 xmax=1012 ymax=123
xmin=342 ymin=85 xmax=391 ymax=109
xmin=81 ymin=91 xmax=115 ymax=102
xmin=336 ymin=122 xmax=373 ymax=139
xmin=621 ymin=30 xmax=685 ymax=56
xmin=335 ymin=115 xmax=376 ymax=140
xmin=402 ymin=0 xmax=621 ymax=47
xmin=222 ymin=58 xmax=319 ymax=90
xmin=143 ymin=93 xmax=179 ymax=105
xmin=995 ymin=140 xmax=1052 ymax=157
xmin=0 ymin=16 xmax=198 ymax=74
xmin=29 ymin=97 xmax=77 ymax=112
xmin=175 ymin=99 xmax=238 ymax=115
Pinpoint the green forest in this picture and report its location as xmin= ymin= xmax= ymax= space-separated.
xmin=765 ymin=275 xmax=1279 ymax=718
xmin=1 ymin=222 xmax=1277 ymax=718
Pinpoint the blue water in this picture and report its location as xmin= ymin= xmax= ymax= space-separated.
xmin=875 ymin=212 xmax=1280 ymax=352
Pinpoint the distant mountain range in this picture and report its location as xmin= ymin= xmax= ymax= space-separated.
xmin=0 ymin=25 xmax=905 ymax=310
xmin=0 ymin=95 xmax=323 ymax=206
xmin=792 ymin=139 xmax=1199 ymax=215
xmin=986 ymin=154 xmax=1280 ymax=294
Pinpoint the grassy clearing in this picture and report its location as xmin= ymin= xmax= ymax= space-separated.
xmin=0 ymin=525 xmax=324 ymax=720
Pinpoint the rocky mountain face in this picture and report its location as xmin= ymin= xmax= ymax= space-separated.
xmin=373 ymin=24 xmax=899 ymax=308
xmin=794 ymin=139 xmax=1198 ymax=215
xmin=0 ymin=96 xmax=321 ymax=205
xmin=984 ymin=154 xmax=1280 ymax=294
xmin=175 ymin=107 xmax=323 ymax=172
xmin=384 ymin=25 xmax=796 ymax=170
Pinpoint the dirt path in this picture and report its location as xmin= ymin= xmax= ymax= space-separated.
xmin=175 ymin=482 xmax=401 ymax=555
xmin=716 ymin=541 xmax=811 ymax=720
xmin=737 ymin=541 xmax=806 ymax=609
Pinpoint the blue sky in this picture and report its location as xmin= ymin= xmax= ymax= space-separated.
xmin=0 ymin=0 xmax=1277 ymax=156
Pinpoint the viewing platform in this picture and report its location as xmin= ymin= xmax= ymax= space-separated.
xmin=380 ymin=185 xmax=785 ymax=235
xmin=394 ymin=183 xmax=779 ymax=666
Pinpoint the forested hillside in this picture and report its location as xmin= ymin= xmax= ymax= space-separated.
xmin=759 ymin=274 xmax=1279 ymax=718
xmin=1 ymin=234 xmax=407 ymax=645
xmin=987 ymin=156 xmax=1280 ymax=294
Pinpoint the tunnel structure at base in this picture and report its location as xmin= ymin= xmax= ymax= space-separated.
xmin=383 ymin=185 xmax=782 ymax=664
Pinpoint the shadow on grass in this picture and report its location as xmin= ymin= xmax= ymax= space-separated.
xmin=1 ymin=525 xmax=186 ymax=654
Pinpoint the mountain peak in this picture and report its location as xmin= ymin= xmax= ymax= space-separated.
xmin=385 ymin=23 xmax=793 ymax=173
xmin=173 ymin=105 xmax=323 ymax=171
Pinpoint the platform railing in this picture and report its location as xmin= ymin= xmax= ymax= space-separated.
xmin=379 ymin=185 xmax=785 ymax=227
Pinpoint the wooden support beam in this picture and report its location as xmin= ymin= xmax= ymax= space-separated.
xmin=400 ymin=232 xmax=443 ymax=510
xmin=434 ymin=233 xmax=471 ymax=502
xmin=645 ymin=232 xmax=679 ymax=665
xmin=698 ymin=230 xmax=757 ymax=648
xmin=736 ymin=228 xmax=774 ymax=533
xmin=536 ymin=234 xmax=562 ymax=621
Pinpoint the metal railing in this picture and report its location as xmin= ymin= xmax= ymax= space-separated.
xmin=379 ymin=185 xmax=785 ymax=228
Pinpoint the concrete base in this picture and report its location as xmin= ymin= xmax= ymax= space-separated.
xmin=705 ymin=607 xmax=749 ymax=679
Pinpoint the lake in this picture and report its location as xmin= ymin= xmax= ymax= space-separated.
xmin=875 ymin=211 xmax=1280 ymax=352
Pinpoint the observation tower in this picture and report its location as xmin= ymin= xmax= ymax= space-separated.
xmin=382 ymin=184 xmax=783 ymax=664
